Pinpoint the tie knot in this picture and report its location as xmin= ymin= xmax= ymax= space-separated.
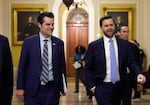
xmin=109 ymin=39 xmax=113 ymax=43
xmin=44 ymin=39 xmax=48 ymax=42
xmin=44 ymin=39 xmax=48 ymax=44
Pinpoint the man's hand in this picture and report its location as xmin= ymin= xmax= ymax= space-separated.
xmin=137 ymin=74 xmax=146 ymax=84
xmin=137 ymin=84 xmax=143 ymax=91
xmin=90 ymin=86 xmax=96 ymax=94
xmin=60 ymin=92 xmax=66 ymax=96
xmin=16 ymin=89 xmax=24 ymax=100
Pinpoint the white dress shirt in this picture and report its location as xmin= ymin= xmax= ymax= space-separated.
xmin=39 ymin=33 xmax=54 ymax=83
xmin=103 ymin=35 xmax=120 ymax=82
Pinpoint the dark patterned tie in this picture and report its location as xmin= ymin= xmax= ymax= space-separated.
xmin=41 ymin=39 xmax=49 ymax=84
xmin=109 ymin=39 xmax=118 ymax=84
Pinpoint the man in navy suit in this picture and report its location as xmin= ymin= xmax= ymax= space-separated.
xmin=16 ymin=12 xmax=67 ymax=105
xmin=0 ymin=35 xmax=13 ymax=105
xmin=84 ymin=16 xmax=146 ymax=105
xmin=118 ymin=25 xmax=144 ymax=104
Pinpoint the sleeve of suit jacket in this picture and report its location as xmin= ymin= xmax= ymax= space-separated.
xmin=59 ymin=41 xmax=67 ymax=93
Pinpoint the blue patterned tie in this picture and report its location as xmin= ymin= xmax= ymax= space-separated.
xmin=41 ymin=39 xmax=49 ymax=84
xmin=109 ymin=39 xmax=118 ymax=84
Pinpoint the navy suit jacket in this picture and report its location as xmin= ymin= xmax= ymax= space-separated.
xmin=0 ymin=35 xmax=13 ymax=105
xmin=84 ymin=36 xmax=142 ymax=90
xmin=17 ymin=34 xmax=66 ymax=96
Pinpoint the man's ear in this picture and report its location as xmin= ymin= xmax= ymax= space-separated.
xmin=38 ymin=23 xmax=41 ymax=28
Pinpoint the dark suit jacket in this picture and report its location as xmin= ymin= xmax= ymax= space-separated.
xmin=84 ymin=36 xmax=142 ymax=93
xmin=129 ymin=42 xmax=143 ymax=69
xmin=17 ymin=34 xmax=67 ymax=96
xmin=0 ymin=35 xmax=13 ymax=105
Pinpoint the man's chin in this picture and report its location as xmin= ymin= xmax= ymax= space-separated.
xmin=49 ymin=31 xmax=52 ymax=35
xmin=105 ymin=34 xmax=113 ymax=38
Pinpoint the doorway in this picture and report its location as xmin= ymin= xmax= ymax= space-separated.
xmin=66 ymin=8 xmax=89 ymax=77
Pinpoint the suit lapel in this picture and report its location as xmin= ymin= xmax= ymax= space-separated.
xmin=99 ymin=38 xmax=106 ymax=61
xmin=101 ymin=38 xmax=107 ymax=74
xmin=34 ymin=34 xmax=42 ymax=64
xmin=51 ymin=36 xmax=57 ymax=65
xmin=116 ymin=37 xmax=122 ymax=72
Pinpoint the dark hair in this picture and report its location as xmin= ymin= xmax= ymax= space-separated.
xmin=75 ymin=45 xmax=86 ymax=54
xmin=117 ymin=24 xmax=128 ymax=32
xmin=38 ymin=12 xmax=54 ymax=24
xmin=99 ymin=15 xmax=115 ymax=27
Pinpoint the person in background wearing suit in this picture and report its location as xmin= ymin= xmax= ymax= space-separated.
xmin=0 ymin=35 xmax=13 ymax=105
xmin=16 ymin=12 xmax=67 ymax=105
xmin=117 ymin=24 xmax=143 ymax=104
xmin=130 ymin=39 xmax=146 ymax=99
xmin=118 ymin=25 xmax=146 ymax=100
xmin=84 ymin=16 xmax=146 ymax=105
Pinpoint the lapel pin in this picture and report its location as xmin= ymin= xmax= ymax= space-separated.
xmin=53 ymin=43 xmax=56 ymax=46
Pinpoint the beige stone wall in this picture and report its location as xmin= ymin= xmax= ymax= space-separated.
xmin=0 ymin=0 xmax=2 ymax=33
xmin=142 ymin=0 xmax=150 ymax=70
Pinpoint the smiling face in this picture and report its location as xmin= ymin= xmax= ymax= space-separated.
xmin=38 ymin=16 xmax=54 ymax=38
xmin=101 ymin=18 xmax=115 ymax=38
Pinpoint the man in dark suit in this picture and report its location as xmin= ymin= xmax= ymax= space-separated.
xmin=118 ymin=25 xmax=146 ymax=102
xmin=84 ymin=16 xmax=146 ymax=105
xmin=16 ymin=12 xmax=67 ymax=105
xmin=117 ymin=24 xmax=140 ymax=104
xmin=0 ymin=35 xmax=13 ymax=105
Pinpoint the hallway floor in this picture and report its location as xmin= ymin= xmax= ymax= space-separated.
xmin=12 ymin=77 xmax=150 ymax=105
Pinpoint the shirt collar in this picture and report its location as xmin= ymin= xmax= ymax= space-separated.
xmin=103 ymin=35 xmax=116 ymax=42
xmin=39 ymin=32 xmax=51 ymax=41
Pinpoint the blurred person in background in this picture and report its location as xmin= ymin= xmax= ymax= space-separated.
xmin=73 ymin=45 xmax=93 ymax=99
xmin=0 ymin=34 xmax=13 ymax=105
xmin=118 ymin=24 xmax=145 ymax=102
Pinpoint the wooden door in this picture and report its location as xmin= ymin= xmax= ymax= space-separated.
xmin=66 ymin=22 xmax=88 ymax=77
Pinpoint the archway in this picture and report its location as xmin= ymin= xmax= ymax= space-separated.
xmin=66 ymin=8 xmax=88 ymax=76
